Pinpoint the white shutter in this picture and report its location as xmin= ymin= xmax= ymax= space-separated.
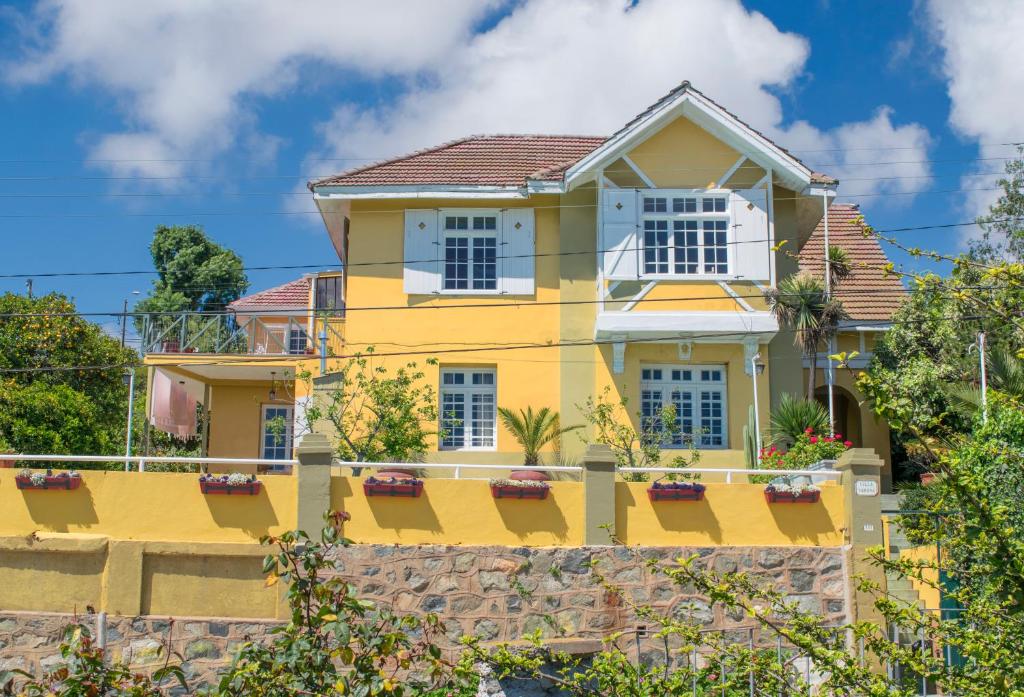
xmin=731 ymin=188 xmax=770 ymax=281
xmin=601 ymin=189 xmax=639 ymax=279
xmin=501 ymin=208 xmax=535 ymax=296
xmin=403 ymin=209 xmax=440 ymax=294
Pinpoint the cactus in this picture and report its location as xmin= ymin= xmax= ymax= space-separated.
xmin=743 ymin=404 xmax=758 ymax=469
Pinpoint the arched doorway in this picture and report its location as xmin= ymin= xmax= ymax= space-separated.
xmin=814 ymin=385 xmax=862 ymax=445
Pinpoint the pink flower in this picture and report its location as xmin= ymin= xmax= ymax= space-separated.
xmin=809 ymin=436 xmax=818 ymax=444
xmin=805 ymin=427 xmax=814 ymax=434
xmin=844 ymin=440 xmax=853 ymax=447
xmin=834 ymin=433 xmax=842 ymax=440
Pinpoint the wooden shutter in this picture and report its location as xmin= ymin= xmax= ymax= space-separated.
xmin=601 ymin=189 xmax=639 ymax=279
xmin=501 ymin=208 xmax=535 ymax=295
xmin=403 ymin=209 xmax=440 ymax=294
xmin=731 ymin=188 xmax=770 ymax=281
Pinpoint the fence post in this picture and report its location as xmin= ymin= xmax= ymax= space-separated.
xmin=582 ymin=444 xmax=617 ymax=546
xmin=834 ymin=448 xmax=886 ymax=625
xmin=295 ymin=432 xmax=333 ymax=536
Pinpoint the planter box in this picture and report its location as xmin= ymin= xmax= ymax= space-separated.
xmin=364 ymin=480 xmax=423 ymax=498
xmin=16 ymin=475 xmax=82 ymax=491
xmin=647 ymin=487 xmax=705 ymax=502
xmin=491 ymin=484 xmax=549 ymax=500
xmin=764 ymin=489 xmax=820 ymax=504
xmin=200 ymin=480 xmax=262 ymax=496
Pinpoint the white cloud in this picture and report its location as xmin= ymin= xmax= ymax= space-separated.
xmin=315 ymin=0 xmax=931 ymax=203
xmin=4 ymin=0 xmax=500 ymax=178
xmin=6 ymin=0 xmax=933 ymax=204
xmin=924 ymin=0 xmax=1024 ymax=215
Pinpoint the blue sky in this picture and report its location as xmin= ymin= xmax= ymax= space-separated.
xmin=0 ymin=0 xmax=1020 ymax=340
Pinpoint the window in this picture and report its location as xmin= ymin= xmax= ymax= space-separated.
xmin=641 ymin=192 xmax=730 ymax=276
xmin=639 ymin=365 xmax=727 ymax=448
xmin=288 ymin=327 xmax=309 ymax=355
xmin=440 ymin=368 xmax=496 ymax=449
xmin=315 ymin=276 xmax=343 ymax=313
xmin=443 ymin=214 xmax=498 ymax=291
xmin=261 ymin=405 xmax=294 ymax=460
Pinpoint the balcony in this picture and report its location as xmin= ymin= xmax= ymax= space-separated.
xmin=140 ymin=312 xmax=345 ymax=356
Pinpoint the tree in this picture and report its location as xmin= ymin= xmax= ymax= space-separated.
xmin=768 ymin=393 xmax=830 ymax=447
xmin=969 ymin=144 xmax=1024 ymax=263
xmin=764 ymin=274 xmax=848 ymax=400
xmin=578 ymin=386 xmax=699 ymax=482
xmin=0 ymin=292 xmax=134 ymax=458
xmin=302 ymin=349 xmax=439 ymax=463
xmin=135 ymin=225 xmax=248 ymax=315
xmin=497 ymin=407 xmax=580 ymax=466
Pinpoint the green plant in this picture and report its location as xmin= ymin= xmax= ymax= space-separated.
xmin=577 ymin=386 xmax=700 ymax=482
xmin=496 ymin=406 xmax=580 ymax=466
xmin=768 ymin=394 xmax=830 ymax=447
xmin=759 ymin=428 xmax=851 ymax=472
xmin=763 ymin=274 xmax=848 ymax=399
xmin=301 ymin=348 xmax=440 ymax=464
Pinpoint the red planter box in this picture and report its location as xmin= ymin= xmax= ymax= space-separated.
xmin=764 ymin=489 xmax=820 ymax=504
xmin=364 ymin=480 xmax=423 ymax=498
xmin=647 ymin=487 xmax=705 ymax=502
xmin=491 ymin=484 xmax=549 ymax=500
xmin=16 ymin=475 xmax=82 ymax=491
xmin=200 ymin=480 xmax=262 ymax=495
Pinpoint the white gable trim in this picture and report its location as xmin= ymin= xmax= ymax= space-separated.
xmin=564 ymin=88 xmax=813 ymax=193
xmin=620 ymin=155 xmax=656 ymax=188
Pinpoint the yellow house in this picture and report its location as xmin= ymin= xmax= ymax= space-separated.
xmin=144 ymin=81 xmax=904 ymax=483
xmin=141 ymin=272 xmax=343 ymax=469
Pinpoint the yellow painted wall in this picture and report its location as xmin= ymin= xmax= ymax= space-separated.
xmin=332 ymin=477 xmax=585 ymax=546
xmin=209 ymin=384 xmax=294 ymax=463
xmin=616 ymin=482 xmax=844 ymax=547
xmin=141 ymin=552 xmax=277 ymax=618
xmin=626 ymin=117 xmax=764 ymax=189
xmin=899 ymin=544 xmax=941 ymax=611
xmin=0 ymin=469 xmax=296 ymax=543
xmin=593 ymin=341 xmax=768 ymax=468
xmin=0 ymin=546 xmax=105 ymax=612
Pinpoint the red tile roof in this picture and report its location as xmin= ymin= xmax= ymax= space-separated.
xmin=309 ymin=82 xmax=834 ymax=190
xmin=228 ymin=277 xmax=310 ymax=312
xmin=798 ymin=204 xmax=907 ymax=322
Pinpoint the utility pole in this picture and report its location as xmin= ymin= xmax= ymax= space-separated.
xmin=120 ymin=298 xmax=129 ymax=347
xmin=979 ymin=332 xmax=988 ymax=424
xmin=25 ymin=279 xmax=32 ymax=299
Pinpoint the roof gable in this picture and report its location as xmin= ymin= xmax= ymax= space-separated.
xmin=228 ymin=277 xmax=311 ymax=312
xmin=563 ymin=81 xmax=825 ymax=193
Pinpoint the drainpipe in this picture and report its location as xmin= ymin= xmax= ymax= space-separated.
xmin=319 ymin=317 xmax=328 ymax=375
xmin=124 ymin=368 xmax=136 ymax=472
xmin=822 ymin=191 xmax=835 ymax=436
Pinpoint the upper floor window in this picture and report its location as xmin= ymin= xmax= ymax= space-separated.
xmin=315 ymin=275 xmax=343 ymax=312
xmin=641 ymin=193 xmax=730 ymax=277
xmin=443 ymin=215 xmax=498 ymax=291
xmin=640 ymin=364 xmax=727 ymax=448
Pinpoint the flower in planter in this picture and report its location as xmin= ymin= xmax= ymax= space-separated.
xmin=650 ymin=480 xmax=706 ymax=492
xmin=764 ymin=482 xmax=820 ymax=496
xmin=489 ymin=478 xmax=550 ymax=489
xmin=365 ymin=475 xmax=423 ymax=486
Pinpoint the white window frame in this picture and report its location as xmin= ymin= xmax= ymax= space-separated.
xmin=439 ymin=209 xmax=502 ymax=295
xmin=639 ymin=189 xmax=732 ymax=280
xmin=261 ymin=404 xmax=295 ymax=461
xmin=639 ymin=364 xmax=728 ymax=449
xmin=439 ymin=367 xmax=497 ymax=451
xmin=288 ymin=327 xmax=309 ymax=355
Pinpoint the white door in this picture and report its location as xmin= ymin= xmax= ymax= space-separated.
xmin=261 ymin=405 xmax=294 ymax=462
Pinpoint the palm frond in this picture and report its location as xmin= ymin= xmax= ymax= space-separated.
xmin=769 ymin=394 xmax=830 ymax=446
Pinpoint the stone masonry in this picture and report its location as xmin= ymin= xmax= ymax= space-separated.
xmin=0 ymin=544 xmax=847 ymax=691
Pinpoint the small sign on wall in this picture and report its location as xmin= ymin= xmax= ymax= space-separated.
xmin=855 ymin=479 xmax=879 ymax=497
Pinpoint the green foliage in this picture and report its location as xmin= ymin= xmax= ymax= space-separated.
xmin=217 ymin=512 xmax=477 ymax=696
xmin=970 ymin=144 xmax=1024 ymax=263
xmin=742 ymin=404 xmax=756 ymax=469
xmin=303 ymin=349 xmax=439 ymax=463
xmin=763 ymin=274 xmax=848 ymax=399
xmin=0 ymin=292 xmax=135 ymax=458
xmin=768 ymin=393 xmax=830 ymax=447
xmin=496 ymin=406 xmax=580 ymax=466
xmin=759 ymin=428 xmax=851 ymax=472
xmin=827 ymin=244 xmax=852 ymax=289
xmin=135 ymin=224 xmax=248 ymax=317
xmin=6 ymin=623 xmax=184 ymax=696
xmin=577 ymin=386 xmax=699 ymax=482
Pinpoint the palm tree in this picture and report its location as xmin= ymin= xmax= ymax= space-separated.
xmin=497 ymin=407 xmax=581 ymax=466
xmin=827 ymin=245 xmax=852 ymax=290
xmin=764 ymin=274 xmax=849 ymax=399
xmin=769 ymin=394 xmax=830 ymax=446
xmin=946 ymin=347 xmax=1024 ymax=415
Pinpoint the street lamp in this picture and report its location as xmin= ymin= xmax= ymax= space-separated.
xmin=750 ymin=353 xmax=766 ymax=463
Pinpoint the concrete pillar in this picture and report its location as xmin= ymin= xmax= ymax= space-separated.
xmin=101 ymin=540 xmax=144 ymax=615
xmin=835 ymin=448 xmax=885 ymax=624
xmin=294 ymin=432 xmax=333 ymax=537
xmin=582 ymin=444 xmax=617 ymax=546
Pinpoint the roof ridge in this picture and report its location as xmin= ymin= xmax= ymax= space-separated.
xmin=229 ymin=276 xmax=310 ymax=308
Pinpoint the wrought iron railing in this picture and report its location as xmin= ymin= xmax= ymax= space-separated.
xmin=139 ymin=312 xmax=344 ymax=356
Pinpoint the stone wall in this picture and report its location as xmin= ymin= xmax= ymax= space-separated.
xmin=0 ymin=544 xmax=847 ymax=692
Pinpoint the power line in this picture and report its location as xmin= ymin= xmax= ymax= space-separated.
xmin=0 ymin=218 xmax=1017 ymax=283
